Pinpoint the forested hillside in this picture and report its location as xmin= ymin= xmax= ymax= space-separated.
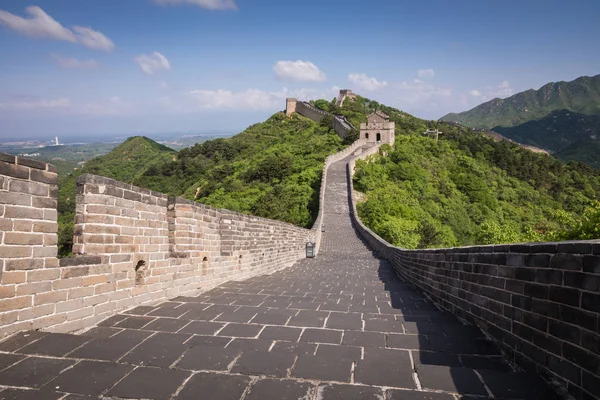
xmin=353 ymin=104 xmax=600 ymax=248
xmin=57 ymin=95 xmax=600 ymax=256
xmin=57 ymin=114 xmax=343 ymax=256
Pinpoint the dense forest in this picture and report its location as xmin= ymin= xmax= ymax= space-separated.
xmin=57 ymin=114 xmax=343 ymax=256
xmin=57 ymin=95 xmax=600 ymax=256
xmin=345 ymin=97 xmax=600 ymax=248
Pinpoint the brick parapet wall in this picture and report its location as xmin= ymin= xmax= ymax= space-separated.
xmin=0 ymin=155 xmax=315 ymax=338
xmin=347 ymin=153 xmax=600 ymax=400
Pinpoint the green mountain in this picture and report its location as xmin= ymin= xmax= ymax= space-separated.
xmin=555 ymin=140 xmax=600 ymax=169
xmin=492 ymin=109 xmax=600 ymax=153
xmin=440 ymin=74 xmax=600 ymax=129
xmin=57 ymin=96 xmax=600 ymax=255
xmin=57 ymin=136 xmax=176 ymax=256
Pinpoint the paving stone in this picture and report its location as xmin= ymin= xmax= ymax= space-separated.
xmin=218 ymin=323 xmax=263 ymax=338
xmin=413 ymin=351 xmax=463 ymax=367
xmin=19 ymin=333 xmax=91 ymax=357
xmin=115 ymin=315 xmax=155 ymax=329
xmin=80 ymin=327 xmax=121 ymax=339
xmin=0 ymin=353 xmax=25 ymax=370
xmin=0 ymin=331 xmax=48 ymax=352
xmin=96 ymin=314 xmax=128 ymax=327
xmin=319 ymin=303 xmax=350 ymax=312
xmin=387 ymin=390 xmax=456 ymax=400
xmin=120 ymin=332 xmax=192 ymax=368
xmin=271 ymin=341 xmax=317 ymax=355
xmin=355 ymin=348 xmax=415 ymax=388
xmin=45 ymin=360 xmax=133 ymax=396
xmin=387 ymin=334 xmax=427 ymax=350
xmin=231 ymin=349 xmax=296 ymax=377
xmin=215 ymin=307 xmax=259 ymax=323
xmin=142 ymin=317 xmax=190 ymax=332
xmin=250 ymin=309 xmax=294 ymax=325
xmin=288 ymin=310 xmax=329 ymax=327
xmin=292 ymin=353 xmax=353 ymax=382
xmin=316 ymin=344 xmax=361 ymax=361
xmin=245 ymin=378 xmax=315 ymax=400
xmin=105 ymin=366 xmax=190 ymax=400
xmin=124 ymin=305 xmax=156 ymax=315
xmin=179 ymin=321 xmax=225 ymax=335
xmin=186 ymin=335 xmax=231 ymax=348
xmin=317 ymin=383 xmax=385 ymax=400
xmin=226 ymin=338 xmax=273 ymax=352
xmin=325 ymin=312 xmax=362 ymax=330
xmin=147 ymin=305 xmax=190 ymax=318
xmin=417 ymin=365 xmax=487 ymax=395
xmin=182 ymin=308 xmax=222 ymax=321
xmin=259 ymin=326 xmax=302 ymax=342
xmin=68 ymin=329 xmax=152 ymax=361
xmin=459 ymin=355 xmax=512 ymax=372
xmin=478 ymin=370 xmax=562 ymax=399
xmin=175 ymin=372 xmax=251 ymax=400
xmin=342 ymin=331 xmax=384 ymax=347
xmin=175 ymin=345 xmax=241 ymax=371
xmin=0 ymin=388 xmax=64 ymax=400
xmin=0 ymin=357 xmax=74 ymax=388
xmin=300 ymin=328 xmax=342 ymax=344
xmin=364 ymin=319 xmax=404 ymax=333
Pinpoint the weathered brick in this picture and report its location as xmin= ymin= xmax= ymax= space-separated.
xmin=0 ymin=286 xmax=16 ymax=299
xmin=16 ymin=281 xmax=52 ymax=296
xmin=561 ymin=305 xmax=597 ymax=332
xmin=0 ymin=162 xmax=29 ymax=179
xmin=18 ymin=304 xmax=54 ymax=321
xmin=17 ymin=157 xmax=47 ymax=170
xmin=27 ymin=269 xmax=60 ymax=282
xmin=582 ymin=370 xmax=600 ymax=399
xmin=564 ymin=272 xmax=600 ymax=292
xmin=34 ymin=290 xmax=68 ymax=305
xmin=549 ymin=286 xmax=581 ymax=307
xmin=56 ymin=298 xmax=85 ymax=313
xmin=551 ymin=254 xmax=583 ymax=271
xmin=0 ymin=192 xmax=32 ymax=206
xmin=581 ymin=292 xmax=600 ymax=314
xmin=9 ymin=180 xmax=49 ymax=197
xmin=2 ymin=271 xmax=26 ymax=284
xmin=33 ymin=221 xmax=58 ymax=233
xmin=4 ymin=205 xmax=43 ymax=220
xmin=0 ymin=153 xmax=16 ymax=163
xmin=583 ymin=256 xmax=600 ymax=275
xmin=3 ymin=232 xmax=44 ymax=245
xmin=31 ymin=196 xmax=57 ymax=209
xmin=82 ymin=275 xmax=108 ymax=286
xmin=0 ymin=296 xmax=32 ymax=312
xmin=68 ymin=286 xmax=95 ymax=299
xmin=29 ymin=169 xmax=56 ymax=185
xmin=5 ymin=257 xmax=42 ymax=270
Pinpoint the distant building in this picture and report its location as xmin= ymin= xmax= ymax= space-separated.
xmin=359 ymin=111 xmax=395 ymax=144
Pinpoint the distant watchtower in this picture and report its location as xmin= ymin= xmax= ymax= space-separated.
xmin=286 ymin=98 xmax=297 ymax=117
xmin=359 ymin=111 xmax=395 ymax=144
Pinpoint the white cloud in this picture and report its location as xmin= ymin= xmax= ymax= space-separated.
xmin=135 ymin=52 xmax=171 ymax=75
xmin=188 ymin=88 xmax=286 ymax=110
xmin=348 ymin=73 xmax=388 ymax=91
xmin=418 ymin=69 xmax=435 ymax=78
xmin=496 ymin=80 xmax=513 ymax=97
xmin=52 ymin=54 xmax=98 ymax=69
xmin=0 ymin=6 xmax=114 ymax=51
xmin=273 ymin=60 xmax=327 ymax=82
xmin=470 ymin=90 xmax=482 ymax=97
xmin=154 ymin=0 xmax=237 ymax=10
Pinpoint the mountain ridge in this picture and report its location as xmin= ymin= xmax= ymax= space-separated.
xmin=440 ymin=74 xmax=600 ymax=129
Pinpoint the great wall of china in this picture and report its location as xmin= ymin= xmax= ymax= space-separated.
xmin=0 ymin=100 xmax=598 ymax=399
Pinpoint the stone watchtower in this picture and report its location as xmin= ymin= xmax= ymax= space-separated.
xmin=286 ymin=98 xmax=297 ymax=116
xmin=359 ymin=110 xmax=395 ymax=144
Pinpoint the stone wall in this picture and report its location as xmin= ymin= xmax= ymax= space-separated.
xmin=0 ymin=156 xmax=313 ymax=337
xmin=347 ymin=153 xmax=600 ymax=400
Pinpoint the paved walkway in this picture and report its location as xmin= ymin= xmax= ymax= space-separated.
xmin=0 ymin=151 xmax=559 ymax=399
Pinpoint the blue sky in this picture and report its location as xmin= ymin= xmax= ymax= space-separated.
xmin=1 ymin=0 xmax=599 ymax=139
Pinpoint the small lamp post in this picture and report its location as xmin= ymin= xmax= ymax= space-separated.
xmin=321 ymin=223 xmax=325 ymax=232
xmin=306 ymin=242 xmax=315 ymax=258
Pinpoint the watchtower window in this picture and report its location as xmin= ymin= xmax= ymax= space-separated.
xmin=365 ymin=133 xmax=369 ymax=139
xmin=376 ymin=133 xmax=381 ymax=142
